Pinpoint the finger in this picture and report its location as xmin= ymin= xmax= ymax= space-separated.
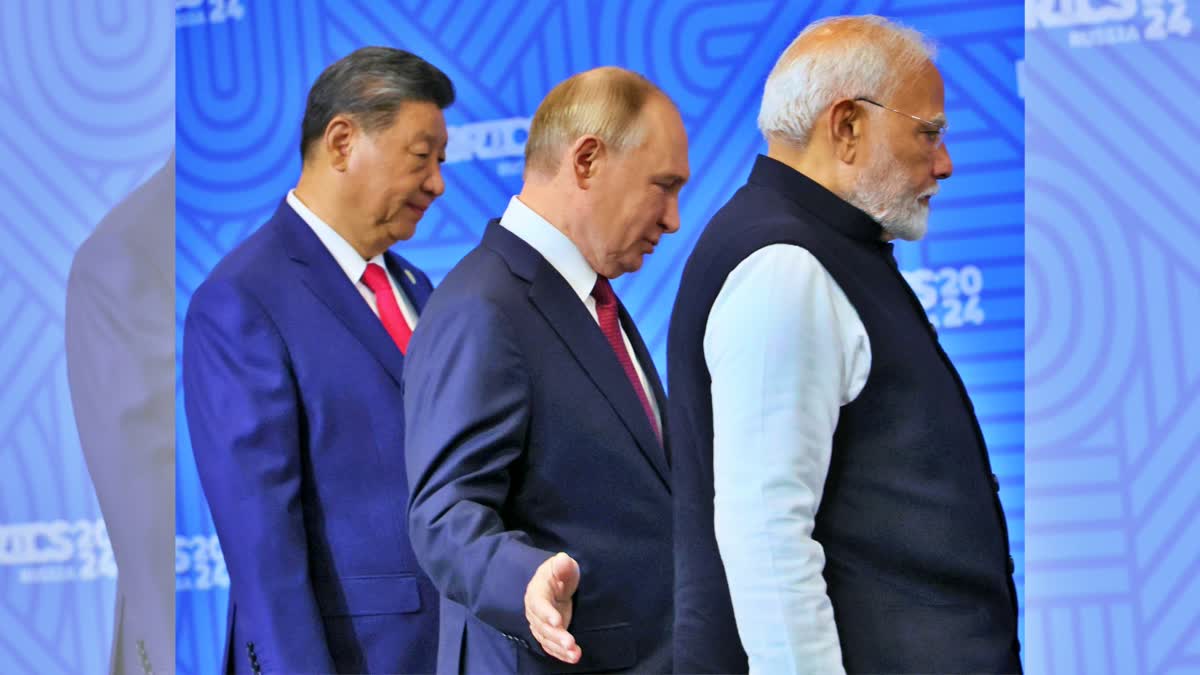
xmin=529 ymin=622 xmax=570 ymax=662
xmin=529 ymin=616 xmax=581 ymax=664
xmin=532 ymin=623 xmax=580 ymax=665
xmin=549 ymin=552 xmax=568 ymax=584
xmin=529 ymin=606 xmax=578 ymax=654
xmin=534 ymin=615 xmax=575 ymax=651
xmin=550 ymin=552 xmax=577 ymax=584
xmin=527 ymin=578 xmax=579 ymax=653
xmin=551 ymin=553 xmax=580 ymax=596
xmin=557 ymin=641 xmax=582 ymax=664
xmin=529 ymin=591 xmax=563 ymax=629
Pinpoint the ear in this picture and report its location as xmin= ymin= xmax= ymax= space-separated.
xmin=324 ymin=114 xmax=357 ymax=172
xmin=827 ymin=99 xmax=865 ymax=164
xmin=569 ymin=136 xmax=604 ymax=189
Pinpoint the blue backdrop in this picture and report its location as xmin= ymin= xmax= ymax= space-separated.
xmin=1025 ymin=3 xmax=1200 ymax=673
xmin=0 ymin=2 xmax=174 ymax=674
xmin=4 ymin=2 xmax=1196 ymax=673
xmin=174 ymin=1 xmax=1024 ymax=673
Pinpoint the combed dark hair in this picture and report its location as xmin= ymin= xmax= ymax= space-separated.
xmin=300 ymin=47 xmax=455 ymax=160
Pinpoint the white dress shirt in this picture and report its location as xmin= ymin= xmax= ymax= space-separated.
xmin=705 ymin=244 xmax=872 ymax=675
xmin=287 ymin=190 xmax=418 ymax=329
xmin=499 ymin=195 xmax=661 ymax=430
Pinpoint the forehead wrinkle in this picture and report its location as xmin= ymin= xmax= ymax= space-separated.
xmin=408 ymin=130 xmax=448 ymax=145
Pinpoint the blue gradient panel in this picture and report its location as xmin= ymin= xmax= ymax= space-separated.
xmin=0 ymin=2 xmax=174 ymax=674
xmin=176 ymin=1 xmax=1023 ymax=673
xmin=1026 ymin=2 xmax=1200 ymax=673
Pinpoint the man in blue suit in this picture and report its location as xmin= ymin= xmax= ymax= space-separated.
xmin=183 ymin=47 xmax=454 ymax=674
xmin=404 ymin=67 xmax=689 ymax=674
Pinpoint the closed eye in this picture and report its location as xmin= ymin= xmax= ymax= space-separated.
xmin=655 ymin=177 xmax=686 ymax=193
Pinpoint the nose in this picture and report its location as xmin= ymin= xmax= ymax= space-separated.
xmin=933 ymin=142 xmax=953 ymax=180
xmin=661 ymin=194 xmax=681 ymax=234
xmin=424 ymin=161 xmax=446 ymax=197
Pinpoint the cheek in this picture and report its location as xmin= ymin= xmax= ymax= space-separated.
xmin=355 ymin=162 xmax=390 ymax=198
xmin=402 ymin=165 xmax=433 ymax=195
xmin=644 ymin=192 xmax=669 ymax=224
xmin=907 ymin=147 xmax=935 ymax=175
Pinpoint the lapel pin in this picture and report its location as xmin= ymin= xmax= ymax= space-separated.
xmin=404 ymin=269 xmax=417 ymax=285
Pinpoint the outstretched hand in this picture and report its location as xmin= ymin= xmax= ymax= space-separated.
xmin=524 ymin=552 xmax=582 ymax=664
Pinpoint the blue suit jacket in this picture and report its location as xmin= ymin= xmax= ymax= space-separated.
xmin=183 ymin=199 xmax=439 ymax=674
xmin=404 ymin=221 xmax=674 ymax=674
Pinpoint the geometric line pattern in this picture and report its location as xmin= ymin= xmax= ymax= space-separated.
xmin=0 ymin=1 xmax=174 ymax=674
xmin=1026 ymin=19 xmax=1200 ymax=675
xmin=176 ymin=2 xmax=1024 ymax=673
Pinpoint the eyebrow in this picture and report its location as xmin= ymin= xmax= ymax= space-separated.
xmin=410 ymin=132 xmax=449 ymax=145
xmin=928 ymin=113 xmax=948 ymax=127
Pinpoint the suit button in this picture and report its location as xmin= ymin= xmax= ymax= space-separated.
xmin=136 ymin=639 xmax=152 ymax=675
xmin=1007 ymin=555 xmax=1015 ymax=574
xmin=991 ymin=473 xmax=1000 ymax=492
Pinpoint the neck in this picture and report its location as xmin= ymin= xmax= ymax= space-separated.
xmin=294 ymin=171 xmax=380 ymax=259
xmin=518 ymin=177 xmax=609 ymax=277
xmin=767 ymin=139 xmax=895 ymax=243
xmin=518 ymin=178 xmax=576 ymax=242
xmin=766 ymin=138 xmax=849 ymax=199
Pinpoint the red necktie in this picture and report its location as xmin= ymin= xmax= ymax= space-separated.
xmin=592 ymin=277 xmax=660 ymax=442
xmin=361 ymin=263 xmax=412 ymax=354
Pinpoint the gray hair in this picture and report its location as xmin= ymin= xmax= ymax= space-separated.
xmin=757 ymin=15 xmax=935 ymax=146
xmin=300 ymin=46 xmax=455 ymax=160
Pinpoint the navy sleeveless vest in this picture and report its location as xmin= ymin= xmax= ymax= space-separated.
xmin=669 ymin=155 xmax=1020 ymax=673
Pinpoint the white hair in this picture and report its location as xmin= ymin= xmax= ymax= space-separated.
xmin=758 ymin=15 xmax=936 ymax=146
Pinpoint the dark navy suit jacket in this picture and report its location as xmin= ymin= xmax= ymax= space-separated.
xmin=404 ymin=221 xmax=674 ymax=674
xmin=183 ymin=199 xmax=439 ymax=673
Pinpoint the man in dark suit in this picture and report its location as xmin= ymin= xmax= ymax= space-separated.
xmin=182 ymin=47 xmax=453 ymax=674
xmin=669 ymin=16 xmax=1020 ymax=674
xmin=404 ymin=67 xmax=689 ymax=674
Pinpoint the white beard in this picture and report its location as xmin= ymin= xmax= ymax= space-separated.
xmin=845 ymin=140 xmax=936 ymax=241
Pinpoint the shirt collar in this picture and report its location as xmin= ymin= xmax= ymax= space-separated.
xmin=498 ymin=195 xmax=597 ymax=303
xmin=286 ymin=189 xmax=376 ymax=285
xmin=747 ymin=154 xmax=885 ymax=245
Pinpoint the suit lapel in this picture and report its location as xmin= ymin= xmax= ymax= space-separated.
xmin=384 ymin=251 xmax=432 ymax=314
xmin=274 ymin=200 xmax=407 ymax=388
xmin=482 ymin=221 xmax=670 ymax=484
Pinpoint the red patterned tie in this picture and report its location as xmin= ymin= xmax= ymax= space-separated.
xmin=361 ymin=263 xmax=412 ymax=354
xmin=592 ymin=277 xmax=660 ymax=442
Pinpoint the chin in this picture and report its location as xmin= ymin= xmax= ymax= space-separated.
xmin=882 ymin=204 xmax=930 ymax=241
xmin=389 ymin=220 xmax=419 ymax=242
xmin=907 ymin=216 xmax=930 ymax=240
xmin=886 ymin=221 xmax=927 ymax=242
